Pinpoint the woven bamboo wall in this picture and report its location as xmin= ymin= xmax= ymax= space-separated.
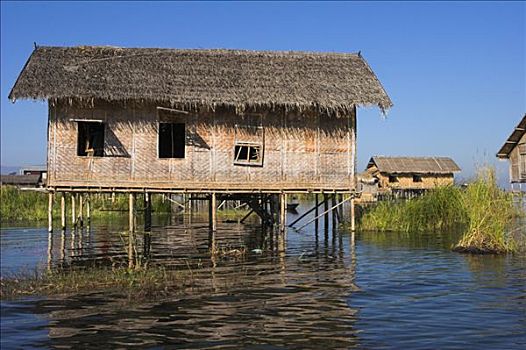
xmin=509 ymin=133 xmax=526 ymax=183
xmin=366 ymin=166 xmax=454 ymax=190
xmin=47 ymin=100 xmax=355 ymax=192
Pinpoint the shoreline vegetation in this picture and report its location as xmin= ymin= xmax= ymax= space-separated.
xmin=359 ymin=168 xmax=523 ymax=254
xmin=0 ymin=186 xmax=250 ymax=224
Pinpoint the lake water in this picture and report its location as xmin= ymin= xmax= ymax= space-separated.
xmin=1 ymin=204 xmax=525 ymax=349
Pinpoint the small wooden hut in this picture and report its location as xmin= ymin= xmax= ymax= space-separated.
xmin=497 ymin=114 xmax=526 ymax=191
xmin=9 ymin=46 xmax=392 ymax=232
xmin=365 ymin=156 xmax=460 ymax=195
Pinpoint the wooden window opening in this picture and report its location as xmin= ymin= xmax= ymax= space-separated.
xmin=77 ymin=121 xmax=105 ymax=157
xmin=413 ymin=174 xmax=423 ymax=183
xmin=233 ymin=119 xmax=264 ymax=167
xmin=388 ymin=175 xmax=399 ymax=183
xmin=159 ymin=123 xmax=185 ymax=159
xmin=234 ymin=142 xmax=263 ymax=166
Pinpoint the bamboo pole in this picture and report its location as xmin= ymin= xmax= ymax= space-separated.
xmin=48 ymin=192 xmax=53 ymax=233
xmin=350 ymin=197 xmax=356 ymax=232
xmin=211 ymin=192 xmax=217 ymax=233
xmin=144 ymin=192 xmax=152 ymax=232
xmin=279 ymin=193 xmax=287 ymax=232
xmin=78 ymin=193 xmax=84 ymax=227
xmin=129 ymin=193 xmax=135 ymax=233
xmin=297 ymin=196 xmax=352 ymax=231
xmin=86 ymin=194 xmax=91 ymax=224
xmin=61 ymin=193 xmax=66 ymax=230
xmin=323 ymin=194 xmax=329 ymax=234
xmin=287 ymin=196 xmax=327 ymax=228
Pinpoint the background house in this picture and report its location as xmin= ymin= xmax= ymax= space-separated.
xmin=497 ymin=114 xmax=526 ymax=191
xmin=365 ymin=156 xmax=461 ymax=195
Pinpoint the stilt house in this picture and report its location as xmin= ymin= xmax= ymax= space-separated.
xmin=9 ymin=46 xmax=392 ymax=194
xmin=365 ymin=156 xmax=460 ymax=192
xmin=497 ymin=114 xmax=526 ymax=190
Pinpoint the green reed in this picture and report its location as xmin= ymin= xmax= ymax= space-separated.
xmin=453 ymin=168 xmax=517 ymax=254
xmin=359 ymin=167 xmax=521 ymax=254
xmin=359 ymin=185 xmax=466 ymax=232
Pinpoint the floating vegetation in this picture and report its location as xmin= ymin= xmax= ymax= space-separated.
xmin=359 ymin=167 xmax=521 ymax=254
xmin=0 ymin=266 xmax=194 ymax=301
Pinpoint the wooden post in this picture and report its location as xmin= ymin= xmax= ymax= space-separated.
xmin=351 ymin=197 xmax=356 ymax=232
xmin=129 ymin=193 xmax=135 ymax=233
xmin=279 ymin=193 xmax=287 ymax=232
xmin=86 ymin=194 xmax=91 ymax=224
xmin=71 ymin=193 xmax=76 ymax=228
xmin=78 ymin=193 xmax=84 ymax=227
xmin=48 ymin=192 xmax=53 ymax=233
xmin=315 ymin=193 xmax=319 ymax=236
xmin=128 ymin=193 xmax=136 ymax=269
xmin=323 ymin=194 xmax=329 ymax=236
xmin=61 ymin=193 xmax=66 ymax=231
xmin=211 ymin=192 xmax=217 ymax=233
xmin=144 ymin=192 xmax=152 ymax=232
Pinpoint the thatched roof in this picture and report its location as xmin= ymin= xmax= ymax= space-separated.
xmin=0 ymin=174 xmax=41 ymax=186
xmin=497 ymin=114 xmax=526 ymax=158
xmin=367 ymin=156 xmax=461 ymax=174
xmin=9 ymin=46 xmax=392 ymax=116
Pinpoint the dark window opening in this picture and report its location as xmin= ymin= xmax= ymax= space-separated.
xmin=159 ymin=123 xmax=185 ymax=158
xmin=413 ymin=175 xmax=423 ymax=182
xmin=388 ymin=175 xmax=398 ymax=183
xmin=234 ymin=143 xmax=262 ymax=166
xmin=77 ymin=122 xmax=105 ymax=157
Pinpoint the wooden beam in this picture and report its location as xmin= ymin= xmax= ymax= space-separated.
xmin=296 ymin=196 xmax=352 ymax=230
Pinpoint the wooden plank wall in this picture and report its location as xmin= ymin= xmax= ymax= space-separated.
xmin=47 ymin=100 xmax=355 ymax=191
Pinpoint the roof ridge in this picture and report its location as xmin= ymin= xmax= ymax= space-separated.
xmin=35 ymin=45 xmax=363 ymax=58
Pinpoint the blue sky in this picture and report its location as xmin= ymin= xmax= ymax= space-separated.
xmin=1 ymin=1 xmax=525 ymax=186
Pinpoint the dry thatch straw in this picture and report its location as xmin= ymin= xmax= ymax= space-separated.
xmin=9 ymin=46 xmax=392 ymax=117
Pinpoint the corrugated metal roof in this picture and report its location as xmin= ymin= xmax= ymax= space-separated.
xmin=367 ymin=156 xmax=461 ymax=174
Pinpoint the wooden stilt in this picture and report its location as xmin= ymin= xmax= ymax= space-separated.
xmin=47 ymin=229 xmax=53 ymax=272
xmin=144 ymin=192 xmax=152 ymax=232
xmin=48 ymin=192 xmax=53 ymax=233
xmin=332 ymin=195 xmax=338 ymax=224
xmin=128 ymin=193 xmax=135 ymax=269
xmin=86 ymin=194 xmax=91 ymax=224
xmin=351 ymin=197 xmax=356 ymax=232
xmin=61 ymin=193 xmax=66 ymax=230
xmin=323 ymin=194 xmax=329 ymax=235
xmin=71 ymin=194 xmax=75 ymax=228
xmin=211 ymin=192 xmax=217 ymax=233
xmin=129 ymin=193 xmax=135 ymax=233
xmin=78 ymin=193 xmax=84 ymax=227
xmin=279 ymin=193 xmax=287 ymax=232
xmin=315 ymin=193 xmax=319 ymax=222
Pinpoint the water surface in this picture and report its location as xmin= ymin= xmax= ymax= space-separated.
xmin=1 ymin=207 xmax=525 ymax=349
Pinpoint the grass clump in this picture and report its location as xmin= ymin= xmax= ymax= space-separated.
xmin=359 ymin=185 xmax=465 ymax=232
xmin=0 ymin=265 xmax=193 ymax=301
xmin=359 ymin=167 xmax=520 ymax=254
xmin=453 ymin=168 xmax=517 ymax=254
